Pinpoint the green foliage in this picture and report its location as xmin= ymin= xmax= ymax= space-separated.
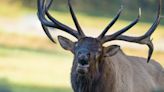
xmin=0 ymin=79 xmax=72 ymax=92
xmin=3 ymin=0 xmax=164 ymax=13
xmin=152 ymin=90 xmax=164 ymax=92
xmin=11 ymin=85 xmax=72 ymax=92
xmin=0 ymin=79 xmax=11 ymax=92
xmin=1 ymin=0 xmax=164 ymax=23
xmin=18 ymin=0 xmax=164 ymax=23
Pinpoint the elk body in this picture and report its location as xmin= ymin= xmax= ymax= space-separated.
xmin=37 ymin=0 xmax=164 ymax=92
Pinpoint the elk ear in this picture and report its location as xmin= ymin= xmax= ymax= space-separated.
xmin=58 ymin=36 xmax=74 ymax=52
xmin=104 ymin=45 xmax=120 ymax=57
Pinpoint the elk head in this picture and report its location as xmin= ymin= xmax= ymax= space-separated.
xmin=37 ymin=0 xmax=162 ymax=75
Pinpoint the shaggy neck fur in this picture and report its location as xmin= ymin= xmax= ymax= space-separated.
xmin=71 ymin=60 xmax=101 ymax=92
xmin=71 ymin=52 xmax=121 ymax=92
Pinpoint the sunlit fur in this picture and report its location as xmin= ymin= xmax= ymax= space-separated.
xmin=71 ymin=47 xmax=164 ymax=92
xmin=58 ymin=37 xmax=164 ymax=92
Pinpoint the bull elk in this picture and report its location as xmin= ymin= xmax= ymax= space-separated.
xmin=37 ymin=0 xmax=164 ymax=92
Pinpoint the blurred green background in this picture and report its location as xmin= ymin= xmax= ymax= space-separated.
xmin=0 ymin=0 xmax=164 ymax=92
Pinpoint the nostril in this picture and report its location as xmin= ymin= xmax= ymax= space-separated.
xmin=78 ymin=55 xmax=89 ymax=65
xmin=87 ymin=53 xmax=90 ymax=57
xmin=79 ymin=59 xmax=88 ymax=65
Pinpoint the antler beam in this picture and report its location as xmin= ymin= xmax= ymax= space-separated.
xmin=101 ymin=0 xmax=161 ymax=63
xmin=37 ymin=0 xmax=83 ymax=43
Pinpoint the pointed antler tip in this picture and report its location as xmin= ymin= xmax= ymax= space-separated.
xmin=121 ymin=5 xmax=124 ymax=9
xmin=119 ymin=5 xmax=124 ymax=11
xmin=117 ymin=5 xmax=124 ymax=14
xmin=138 ymin=8 xmax=142 ymax=18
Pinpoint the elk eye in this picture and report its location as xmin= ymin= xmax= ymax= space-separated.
xmin=78 ymin=51 xmax=82 ymax=55
xmin=75 ymin=43 xmax=78 ymax=48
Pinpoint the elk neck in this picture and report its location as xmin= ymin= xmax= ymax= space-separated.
xmin=70 ymin=51 xmax=119 ymax=92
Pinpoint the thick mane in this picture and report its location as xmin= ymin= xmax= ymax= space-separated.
xmin=74 ymin=75 xmax=91 ymax=92
xmin=71 ymin=60 xmax=101 ymax=92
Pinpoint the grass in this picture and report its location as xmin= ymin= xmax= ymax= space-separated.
xmin=0 ymin=31 xmax=164 ymax=92
xmin=0 ymin=79 xmax=72 ymax=92
xmin=0 ymin=42 xmax=163 ymax=92
xmin=0 ymin=32 xmax=74 ymax=91
xmin=0 ymin=1 xmax=33 ymax=19
xmin=0 ymin=46 xmax=73 ymax=92
xmin=0 ymin=46 xmax=72 ymax=86
xmin=0 ymin=1 xmax=164 ymax=37
xmin=0 ymin=30 xmax=163 ymax=92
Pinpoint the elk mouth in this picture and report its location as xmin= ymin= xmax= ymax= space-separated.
xmin=76 ymin=64 xmax=89 ymax=75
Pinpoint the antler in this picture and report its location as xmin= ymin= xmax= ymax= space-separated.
xmin=68 ymin=0 xmax=85 ymax=37
xmin=98 ymin=6 xmax=123 ymax=39
xmin=37 ymin=0 xmax=84 ymax=43
xmin=98 ymin=7 xmax=141 ymax=40
xmin=101 ymin=0 xmax=162 ymax=63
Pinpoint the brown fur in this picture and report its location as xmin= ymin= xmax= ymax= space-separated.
xmin=71 ymin=46 xmax=164 ymax=92
xmin=57 ymin=36 xmax=163 ymax=92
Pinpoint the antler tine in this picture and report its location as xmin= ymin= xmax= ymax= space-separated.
xmin=120 ymin=0 xmax=161 ymax=63
xmin=139 ymin=0 xmax=161 ymax=40
xmin=68 ymin=0 xmax=85 ymax=37
xmin=42 ymin=24 xmax=56 ymax=43
xmin=45 ymin=0 xmax=81 ymax=38
xmin=37 ymin=0 xmax=56 ymax=43
xmin=104 ymin=8 xmax=141 ymax=41
xmin=102 ymin=0 xmax=161 ymax=63
xmin=98 ymin=6 xmax=123 ymax=39
xmin=44 ymin=0 xmax=58 ymax=43
xmin=45 ymin=0 xmax=80 ymax=39
xmin=37 ymin=0 xmax=54 ymax=27
xmin=45 ymin=0 xmax=53 ymax=10
xmin=38 ymin=0 xmax=81 ymax=43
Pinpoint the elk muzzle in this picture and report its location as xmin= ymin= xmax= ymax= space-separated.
xmin=76 ymin=50 xmax=90 ymax=75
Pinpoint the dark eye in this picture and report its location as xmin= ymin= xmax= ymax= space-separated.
xmin=75 ymin=43 xmax=78 ymax=48
xmin=78 ymin=51 xmax=82 ymax=55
